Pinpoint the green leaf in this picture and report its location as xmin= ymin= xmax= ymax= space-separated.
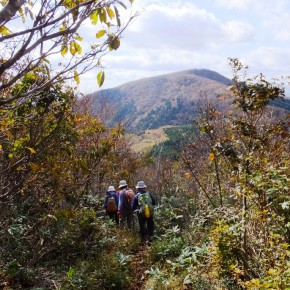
xmin=96 ymin=30 xmax=106 ymax=39
xmin=67 ymin=266 xmax=75 ymax=279
xmin=97 ymin=70 xmax=105 ymax=87
xmin=109 ymin=35 xmax=121 ymax=51
xmin=99 ymin=8 xmax=107 ymax=23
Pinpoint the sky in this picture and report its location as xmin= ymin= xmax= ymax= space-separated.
xmin=78 ymin=0 xmax=290 ymax=94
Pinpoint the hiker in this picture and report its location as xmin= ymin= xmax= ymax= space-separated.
xmin=103 ymin=185 xmax=119 ymax=224
xmin=117 ymin=180 xmax=135 ymax=229
xmin=132 ymin=181 xmax=156 ymax=243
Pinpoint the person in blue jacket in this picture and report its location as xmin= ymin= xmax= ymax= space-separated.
xmin=117 ymin=180 xmax=135 ymax=229
xmin=103 ymin=185 xmax=119 ymax=224
xmin=132 ymin=181 xmax=156 ymax=243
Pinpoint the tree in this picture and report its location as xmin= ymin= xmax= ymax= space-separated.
xmin=180 ymin=59 xmax=290 ymax=286
xmin=0 ymin=0 xmax=136 ymax=107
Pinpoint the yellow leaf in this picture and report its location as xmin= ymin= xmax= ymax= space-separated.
xmin=61 ymin=45 xmax=68 ymax=57
xmin=19 ymin=7 xmax=26 ymax=23
xmin=106 ymin=7 xmax=115 ymax=19
xmin=209 ymin=153 xmax=215 ymax=161
xmin=250 ymin=279 xmax=260 ymax=286
xmin=0 ymin=25 xmax=11 ymax=36
xmin=69 ymin=41 xmax=82 ymax=55
xmin=6 ymin=130 xmax=12 ymax=137
xmin=30 ymin=162 xmax=39 ymax=172
xmin=96 ymin=29 xmax=106 ymax=38
xmin=74 ymin=70 xmax=80 ymax=84
xmin=90 ymin=10 xmax=99 ymax=25
xmin=27 ymin=147 xmax=36 ymax=154
xmin=59 ymin=22 xmax=67 ymax=31
xmin=97 ymin=70 xmax=105 ymax=87
xmin=184 ymin=172 xmax=191 ymax=180
xmin=70 ymin=42 xmax=76 ymax=55
xmin=75 ymin=35 xmax=83 ymax=41
xmin=74 ymin=42 xmax=82 ymax=54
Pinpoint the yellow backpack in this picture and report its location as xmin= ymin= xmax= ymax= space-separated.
xmin=138 ymin=192 xmax=154 ymax=218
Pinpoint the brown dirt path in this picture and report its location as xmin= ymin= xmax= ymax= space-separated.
xmin=128 ymin=243 xmax=151 ymax=290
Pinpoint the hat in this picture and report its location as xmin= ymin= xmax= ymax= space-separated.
xmin=136 ymin=181 xmax=147 ymax=189
xmin=118 ymin=180 xmax=127 ymax=188
xmin=107 ymin=185 xmax=116 ymax=192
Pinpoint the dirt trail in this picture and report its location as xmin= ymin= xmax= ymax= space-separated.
xmin=128 ymin=244 xmax=151 ymax=290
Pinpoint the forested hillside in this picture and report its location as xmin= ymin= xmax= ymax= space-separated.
xmin=88 ymin=69 xmax=233 ymax=132
xmin=88 ymin=68 xmax=290 ymax=133
xmin=0 ymin=1 xmax=290 ymax=289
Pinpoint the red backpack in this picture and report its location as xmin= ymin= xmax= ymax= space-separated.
xmin=107 ymin=195 xmax=117 ymax=212
xmin=124 ymin=188 xmax=134 ymax=210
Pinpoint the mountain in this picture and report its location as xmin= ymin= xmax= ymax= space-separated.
xmin=88 ymin=69 xmax=289 ymax=132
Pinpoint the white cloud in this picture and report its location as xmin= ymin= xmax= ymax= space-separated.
xmin=221 ymin=21 xmax=254 ymax=42
xmin=122 ymin=2 xmax=255 ymax=53
xmin=76 ymin=0 xmax=290 ymax=95
xmin=215 ymin=0 xmax=276 ymax=11
xmin=244 ymin=46 xmax=290 ymax=75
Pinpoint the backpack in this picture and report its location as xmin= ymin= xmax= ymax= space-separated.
xmin=107 ymin=195 xmax=117 ymax=212
xmin=138 ymin=192 xmax=154 ymax=218
xmin=123 ymin=188 xmax=135 ymax=210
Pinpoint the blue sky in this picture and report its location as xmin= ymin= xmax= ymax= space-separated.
xmin=78 ymin=0 xmax=290 ymax=94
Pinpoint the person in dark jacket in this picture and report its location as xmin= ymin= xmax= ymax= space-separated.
xmin=117 ymin=180 xmax=135 ymax=229
xmin=103 ymin=185 xmax=119 ymax=224
xmin=132 ymin=181 xmax=156 ymax=243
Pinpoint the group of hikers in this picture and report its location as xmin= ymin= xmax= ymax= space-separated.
xmin=103 ymin=180 xmax=156 ymax=243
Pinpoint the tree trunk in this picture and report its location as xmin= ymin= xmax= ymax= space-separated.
xmin=0 ymin=0 xmax=24 ymax=26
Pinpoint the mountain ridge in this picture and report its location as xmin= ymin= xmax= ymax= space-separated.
xmin=88 ymin=68 xmax=289 ymax=132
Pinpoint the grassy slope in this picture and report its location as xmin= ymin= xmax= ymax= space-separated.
xmin=126 ymin=126 xmax=172 ymax=153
